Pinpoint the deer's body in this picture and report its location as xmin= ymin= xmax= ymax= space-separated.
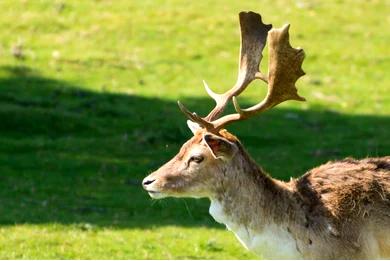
xmin=142 ymin=12 xmax=390 ymax=259
xmin=205 ymin=132 xmax=390 ymax=259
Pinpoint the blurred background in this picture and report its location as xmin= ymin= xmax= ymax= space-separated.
xmin=0 ymin=0 xmax=388 ymax=259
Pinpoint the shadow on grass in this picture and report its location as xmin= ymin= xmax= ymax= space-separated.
xmin=0 ymin=65 xmax=388 ymax=229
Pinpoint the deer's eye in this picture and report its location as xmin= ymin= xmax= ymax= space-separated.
xmin=189 ymin=155 xmax=204 ymax=164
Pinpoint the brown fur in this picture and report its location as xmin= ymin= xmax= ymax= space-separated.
xmin=286 ymin=157 xmax=390 ymax=258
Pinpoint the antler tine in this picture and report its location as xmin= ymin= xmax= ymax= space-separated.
xmin=212 ymin=24 xmax=306 ymax=129
xmin=204 ymin=11 xmax=272 ymax=121
xmin=177 ymin=101 xmax=215 ymax=130
xmin=177 ymin=12 xmax=271 ymax=129
xmin=202 ymin=80 xmax=222 ymax=105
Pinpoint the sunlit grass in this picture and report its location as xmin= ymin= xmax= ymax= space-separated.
xmin=0 ymin=0 xmax=388 ymax=259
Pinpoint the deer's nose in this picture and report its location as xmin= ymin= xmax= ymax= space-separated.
xmin=142 ymin=178 xmax=156 ymax=187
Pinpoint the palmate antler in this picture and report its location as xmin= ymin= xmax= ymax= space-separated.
xmin=178 ymin=11 xmax=305 ymax=133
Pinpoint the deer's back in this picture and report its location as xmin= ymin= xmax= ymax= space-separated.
xmin=290 ymin=156 xmax=390 ymax=259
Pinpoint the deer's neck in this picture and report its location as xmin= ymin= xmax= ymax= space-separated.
xmin=208 ymin=149 xmax=302 ymax=258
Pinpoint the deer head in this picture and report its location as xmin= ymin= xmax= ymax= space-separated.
xmin=142 ymin=11 xmax=305 ymax=199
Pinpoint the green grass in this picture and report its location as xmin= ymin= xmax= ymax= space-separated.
xmin=0 ymin=0 xmax=389 ymax=259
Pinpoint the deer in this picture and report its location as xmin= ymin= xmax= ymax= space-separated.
xmin=142 ymin=11 xmax=390 ymax=259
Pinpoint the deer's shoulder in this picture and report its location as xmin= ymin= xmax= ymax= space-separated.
xmin=290 ymin=156 xmax=390 ymax=223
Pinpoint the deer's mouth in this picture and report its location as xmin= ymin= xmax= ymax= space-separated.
xmin=146 ymin=190 xmax=167 ymax=199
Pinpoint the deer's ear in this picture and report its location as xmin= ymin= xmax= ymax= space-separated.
xmin=203 ymin=133 xmax=238 ymax=159
xmin=187 ymin=120 xmax=202 ymax=134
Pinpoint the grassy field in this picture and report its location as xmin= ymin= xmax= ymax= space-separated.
xmin=0 ymin=0 xmax=389 ymax=259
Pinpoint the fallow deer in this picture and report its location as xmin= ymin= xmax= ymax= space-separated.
xmin=142 ymin=11 xmax=390 ymax=259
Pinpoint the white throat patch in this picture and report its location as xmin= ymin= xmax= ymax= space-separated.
xmin=209 ymin=200 xmax=302 ymax=259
